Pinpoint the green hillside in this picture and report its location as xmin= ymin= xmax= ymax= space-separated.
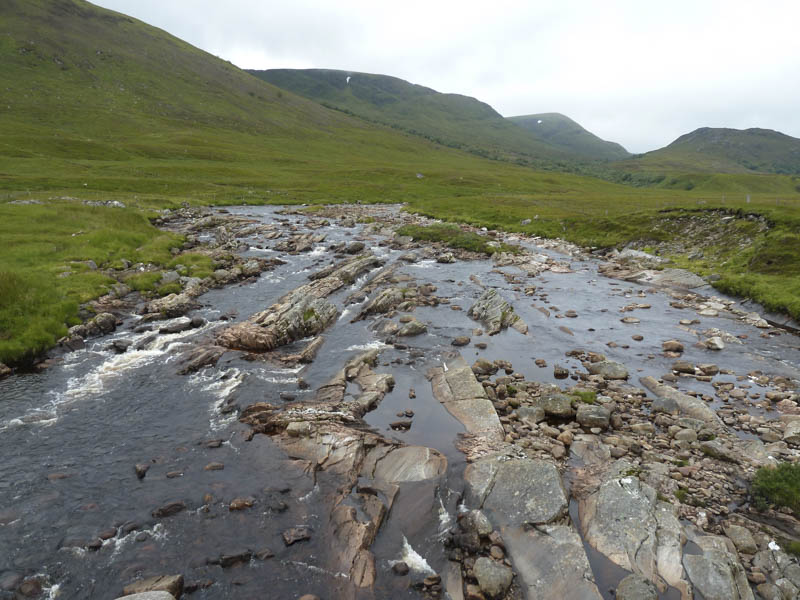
xmin=508 ymin=113 xmax=630 ymax=160
xmin=249 ymin=68 xmax=581 ymax=163
xmin=618 ymin=127 xmax=800 ymax=175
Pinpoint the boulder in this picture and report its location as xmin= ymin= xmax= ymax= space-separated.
xmin=0 ymin=363 xmax=11 ymax=379
xmin=397 ymin=320 xmax=427 ymax=337
xmin=615 ymin=574 xmax=657 ymax=600
xmin=576 ymin=404 xmax=611 ymax=429
xmin=115 ymin=593 xmax=175 ymax=600
xmin=372 ymin=446 xmax=446 ymax=483
xmin=587 ymin=360 xmax=628 ymax=380
xmin=723 ymin=524 xmax=758 ymax=555
xmin=468 ymin=289 xmax=528 ymax=335
xmin=535 ymin=392 xmax=575 ymax=419
xmin=473 ymin=557 xmax=513 ymax=599
xmin=144 ymin=293 xmax=195 ymax=319
xmin=783 ymin=420 xmax=800 ymax=445
xmin=122 ymin=575 xmax=183 ymax=598
xmin=640 ymin=376 xmax=723 ymax=427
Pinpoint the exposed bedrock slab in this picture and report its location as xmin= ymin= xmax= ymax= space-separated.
xmin=429 ymin=356 xmax=504 ymax=441
xmin=503 ymin=524 xmax=603 ymax=600
xmin=217 ymin=253 xmax=380 ymax=351
xmin=465 ymin=457 xmax=567 ymax=527
xmin=682 ymin=535 xmax=754 ymax=600
xmin=465 ymin=457 xmax=602 ymax=599
xmin=578 ymin=460 xmax=688 ymax=594
xmin=467 ymin=288 xmax=528 ymax=335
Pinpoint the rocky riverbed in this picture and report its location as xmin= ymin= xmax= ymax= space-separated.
xmin=1 ymin=204 xmax=799 ymax=600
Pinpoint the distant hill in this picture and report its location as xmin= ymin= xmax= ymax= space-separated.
xmin=507 ymin=113 xmax=630 ymax=160
xmin=618 ymin=127 xmax=800 ymax=175
xmin=250 ymin=68 xmax=625 ymax=164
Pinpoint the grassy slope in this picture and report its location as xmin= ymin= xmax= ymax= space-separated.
xmin=617 ymin=127 xmax=800 ymax=176
xmin=0 ymin=0 xmax=799 ymax=363
xmin=249 ymin=68 xmax=576 ymax=163
xmin=508 ymin=113 xmax=630 ymax=161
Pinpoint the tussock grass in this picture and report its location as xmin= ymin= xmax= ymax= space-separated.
xmin=396 ymin=223 xmax=520 ymax=255
xmin=752 ymin=463 xmax=800 ymax=516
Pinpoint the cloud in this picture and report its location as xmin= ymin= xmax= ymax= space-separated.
xmin=94 ymin=0 xmax=800 ymax=152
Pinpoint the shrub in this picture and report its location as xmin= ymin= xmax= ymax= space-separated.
xmin=752 ymin=463 xmax=800 ymax=515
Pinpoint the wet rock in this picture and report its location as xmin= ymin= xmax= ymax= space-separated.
xmin=204 ymin=461 xmax=224 ymax=471
xmin=110 ymin=339 xmax=133 ymax=353
xmin=229 ymin=497 xmax=255 ymax=511
xmin=397 ymin=319 xmax=427 ymax=337
xmin=67 ymin=311 xmax=118 ymax=339
xmin=672 ymin=360 xmax=695 ymax=374
xmin=473 ymin=557 xmax=513 ymax=599
xmin=472 ymin=358 xmax=498 ymax=376
xmin=297 ymin=596 xmax=320 ymax=600
xmin=662 ymin=340 xmax=684 ymax=353
xmin=615 ymin=574 xmax=657 ymax=600
xmin=452 ymin=336 xmax=471 ymax=346
xmin=282 ymin=526 xmax=312 ymax=546
xmin=587 ymin=360 xmax=628 ymax=380
xmin=122 ymin=574 xmax=184 ymax=598
xmin=392 ymin=562 xmax=410 ymax=576
xmin=135 ymin=463 xmax=150 ymax=480
xmin=437 ymin=252 xmax=456 ymax=263
xmin=0 ymin=363 xmax=11 ymax=379
xmin=158 ymin=317 xmax=195 ymax=334
xmin=143 ymin=293 xmax=195 ymax=319
xmin=430 ymin=357 xmax=504 ymax=441
xmin=218 ymin=253 xmax=380 ymax=351
xmin=706 ymin=336 xmax=725 ymax=351
xmin=0 ymin=572 xmax=23 ymax=592
xmin=576 ymin=404 xmax=611 ymax=429
xmin=115 ymin=593 xmax=177 ymax=600
xmin=176 ymin=345 xmax=226 ymax=375
xmin=151 ymin=501 xmax=186 ymax=518
xmin=554 ymin=365 xmax=569 ymax=379
xmin=345 ymin=241 xmax=365 ymax=254
xmin=372 ymin=446 xmax=447 ymax=482
xmin=218 ymin=550 xmax=252 ymax=568
xmin=468 ymin=289 xmax=528 ymax=335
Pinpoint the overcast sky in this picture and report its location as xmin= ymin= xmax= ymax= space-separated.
xmin=93 ymin=0 xmax=800 ymax=153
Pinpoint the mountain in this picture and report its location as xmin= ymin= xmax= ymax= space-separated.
xmin=507 ymin=113 xmax=630 ymax=161
xmin=249 ymin=68 xmax=619 ymax=164
xmin=618 ymin=127 xmax=800 ymax=175
xmin=1 ymin=0 xmax=569 ymax=202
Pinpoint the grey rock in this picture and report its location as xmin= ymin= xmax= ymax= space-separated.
xmin=700 ymin=440 xmax=739 ymax=463
xmin=144 ymin=293 xmax=195 ymax=319
xmin=576 ymin=404 xmax=611 ymax=429
xmin=650 ymin=395 xmax=680 ymax=415
xmin=503 ymin=524 xmax=602 ymax=600
xmin=468 ymin=288 xmax=528 ymax=335
xmin=587 ymin=360 xmax=629 ymax=380
xmin=535 ymin=392 xmax=575 ymax=418
xmin=397 ymin=319 xmax=427 ymax=337
xmin=650 ymin=268 xmax=708 ymax=289
xmin=783 ymin=420 xmax=800 ymax=445
xmin=706 ymin=336 xmax=725 ymax=351
xmin=114 ymin=593 xmax=175 ymax=600
xmin=683 ymin=537 xmax=754 ymax=600
xmin=723 ymin=524 xmax=758 ymax=555
xmin=437 ymin=252 xmax=456 ymax=264
xmin=640 ymin=376 xmax=723 ymax=427
xmin=372 ymin=446 xmax=447 ymax=483
xmin=473 ymin=557 xmax=513 ymax=599
xmin=122 ymin=574 xmax=183 ymax=598
xmin=472 ymin=459 xmax=567 ymax=526
xmin=615 ymin=574 xmax=657 ymax=600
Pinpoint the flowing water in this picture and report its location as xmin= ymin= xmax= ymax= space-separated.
xmin=1 ymin=205 xmax=798 ymax=599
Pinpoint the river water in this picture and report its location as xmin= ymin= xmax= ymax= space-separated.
xmin=1 ymin=205 xmax=798 ymax=599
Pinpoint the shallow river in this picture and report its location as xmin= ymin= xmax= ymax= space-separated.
xmin=1 ymin=205 xmax=798 ymax=599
